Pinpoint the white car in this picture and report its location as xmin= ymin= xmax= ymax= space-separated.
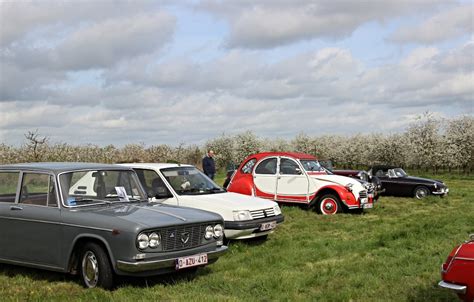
xmin=120 ymin=163 xmax=284 ymax=240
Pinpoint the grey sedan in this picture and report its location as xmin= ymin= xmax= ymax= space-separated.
xmin=0 ymin=163 xmax=227 ymax=288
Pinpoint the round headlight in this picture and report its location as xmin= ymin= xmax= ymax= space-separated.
xmin=273 ymin=204 xmax=282 ymax=215
xmin=137 ymin=233 xmax=149 ymax=249
xmin=345 ymin=183 xmax=353 ymax=192
xmin=205 ymin=225 xmax=214 ymax=240
xmin=149 ymin=232 xmax=161 ymax=248
xmin=213 ymin=224 xmax=223 ymax=238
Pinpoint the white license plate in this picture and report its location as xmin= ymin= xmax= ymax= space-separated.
xmin=176 ymin=253 xmax=208 ymax=270
xmin=260 ymin=221 xmax=277 ymax=231
xmin=363 ymin=203 xmax=373 ymax=209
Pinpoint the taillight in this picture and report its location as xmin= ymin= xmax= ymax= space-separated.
xmin=442 ymin=245 xmax=461 ymax=272
xmin=442 ymin=255 xmax=453 ymax=272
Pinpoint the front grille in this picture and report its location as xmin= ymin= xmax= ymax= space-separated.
xmin=161 ymin=224 xmax=206 ymax=251
xmin=250 ymin=208 xmax=276 ymax=219
xmin=359 ymin=190 xmax=368 ymax=198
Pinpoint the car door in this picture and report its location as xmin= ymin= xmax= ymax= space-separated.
xmin=276 ymin=157 xmax=311 ymax=203
xmin=133 ymin=168 xmax=177 ymax=205
xmin=0 ymin=171 xmax=21 ymax=260
xmin=253 ymin=157 xmax=278 ymax=200
xmin=375 ymin=169 xmax=398 ymax=195
xmin=5 ymin=172 xmax=63 ymax=268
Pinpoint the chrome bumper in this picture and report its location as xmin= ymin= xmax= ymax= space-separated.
xmin=438 ymin=280 xmax=467 ymax=294
xmin=432 ymin=188 xmax=449 ymax=195
xmin=116 ymin=246 xmax=228 ymax=273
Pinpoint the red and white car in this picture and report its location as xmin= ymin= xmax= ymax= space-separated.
xmin=226 ymin=152 xmax=374 ymax=215
xmin=439 ymin=234 xmax=474 ymax=301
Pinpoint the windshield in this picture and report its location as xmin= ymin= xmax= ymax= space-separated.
xmin=300 ymin=160 xmax=325 ymax=172
xmin=388 ymin=168 xmax=407 ymax=178
xmin=160 ymin=167 xmax=224 ymax=195
xmin=59 ymin=170 xmax=147 ymax=207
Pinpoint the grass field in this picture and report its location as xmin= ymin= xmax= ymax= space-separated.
xmin=0 ymin=173 xmax=472 ymax=301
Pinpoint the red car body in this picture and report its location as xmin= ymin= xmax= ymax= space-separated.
xmin=439 ymin=235 xmax=474 ymax=301
xmin=226 ymin=152 xmax=374 ymax=215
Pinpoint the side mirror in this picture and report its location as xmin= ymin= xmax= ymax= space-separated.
xmin=155 ymin=187 xmax=173 ymax=199
xmin=295 ymin=168 xmax=303 ymax=175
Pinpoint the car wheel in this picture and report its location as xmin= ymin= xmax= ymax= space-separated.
xmin=79 ymin=242 xmax=114 ymax=289
xmin=414 ymin=186 xmax=429 ymax=199
xmin=318 ymin=194 xmax=341 ymax=215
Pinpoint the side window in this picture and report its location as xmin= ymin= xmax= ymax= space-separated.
xmin=0 ymin=172 xmax=19 ymax=203
xmin=255 ymin=158 xmax=277 ymax=175
xmin=280 ymin=158 xmax=300 ymax=175
xmin=20 ymin=173 xmax=49 ymax=206
xmin=241 ymin=159 xmax=256 ymax=174
xmin=134 ymin=169 xmax=171 ymax=197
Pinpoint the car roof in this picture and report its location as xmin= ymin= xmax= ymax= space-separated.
xmin=247 ymin=152 xmax=317 ymax=160
xmin=371 ymin=165 xmax=400 ymax=171
xmin=119 ymin=163 xmax=194 ymax=170
xmin=0 ymin=162 xmax=133 ymax=173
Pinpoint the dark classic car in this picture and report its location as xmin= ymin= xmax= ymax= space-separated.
xmin=324 ymin=168 xmax=384 ymax=201
xmin=368 ymin=165 xmax=449 ymax=199
xmin=439 ymin=234 xmax=474 ymax=301
xmin=0 ymin=163 xmax=227 ymax=288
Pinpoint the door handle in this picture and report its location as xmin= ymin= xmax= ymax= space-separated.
xmin=277 ymin=176 xmax=281 ymax=179
xmin=10 ymin=206 xmax=23 ymax=211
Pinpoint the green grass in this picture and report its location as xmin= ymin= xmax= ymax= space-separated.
xmin=0 ymin=174 xmax=473 ymax=301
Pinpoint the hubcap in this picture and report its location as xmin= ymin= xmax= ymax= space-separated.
xmin=416 ymin=189 xmax=427 ymax=199
xmin=82 ymin=251 xmax=99 ymax=288
xmin=321 ymin=198 xmax=337 ymax=215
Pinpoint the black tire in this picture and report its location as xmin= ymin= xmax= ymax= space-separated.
xmin=79 ymin=242 xmax=114 ymax=289
xmin=317 ymin=194 xmax=342 ymax=215
xmin=414 ymin=186 xmax=429 ymax=199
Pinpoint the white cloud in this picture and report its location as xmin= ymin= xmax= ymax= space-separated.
xmin=391 ymin=4 xmax=473 ymax=44
xmin=197 ymin=0 xmax=445 ymax=48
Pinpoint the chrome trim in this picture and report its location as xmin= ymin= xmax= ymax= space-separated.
xmin=0 ymin=257 xmax=63 ymax=271
xmin=455 ymin=257 xmax=474 ymax=261
xmin=0 ymin=216 xmax=114 ymax=232
xmin=438 ymin=281 xmax=467 ymax=294
xmin=116 ymin=246 xmax=228 ymax=273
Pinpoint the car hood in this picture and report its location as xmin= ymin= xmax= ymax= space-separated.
xmin=71 ymin=202 xmax=222 ymax=229
xmin=309 ymin=174 xmax=362 ymax=188
xmin=396 ymin=176 xmax=445 ymax=185
xmin=176 ymin=192 xmax=277 ymax=218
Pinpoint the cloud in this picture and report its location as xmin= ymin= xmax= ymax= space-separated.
xmin=390 ymin=4 xmax=473 ymax=44
xmin=197 ymin=0 xmax=445 ymax=49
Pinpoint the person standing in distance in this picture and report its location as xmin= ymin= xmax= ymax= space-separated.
xmin=202 ymin=150 xmax=216 ymax=180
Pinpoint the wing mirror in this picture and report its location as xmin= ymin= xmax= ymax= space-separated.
xmin=148 ymin=187 xmax=173 ymax=199
xmin=295 ymin=168 xmax=303 ymax=175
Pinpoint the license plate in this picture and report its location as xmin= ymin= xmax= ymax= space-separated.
xmin=176 ymin=253 xmax=208 ymax=270
xmin=363 ymin=203 xmax=373 ymax=209
xmin=260 ymin=221 xmax=277 ymax=231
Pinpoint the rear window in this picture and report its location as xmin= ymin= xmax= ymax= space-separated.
xmin=0 ymin=172 xmax=19 ymax=203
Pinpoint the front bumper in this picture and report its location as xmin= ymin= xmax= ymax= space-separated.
xmin=116 ymin=246 xmax=228 ymax=275
xmin=438 ymin=280 xmax=467 ymax=295
xmin=432 ymin=187 xmax=449 ymax=196
xmin=224 ymin=214 xmax=285 ymax=230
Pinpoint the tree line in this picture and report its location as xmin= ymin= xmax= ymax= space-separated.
xmin=1 ymin=114 xmax=472 ymax=173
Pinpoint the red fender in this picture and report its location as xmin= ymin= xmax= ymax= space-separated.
xmin=313 ymin=184 xmax=358 ymax=208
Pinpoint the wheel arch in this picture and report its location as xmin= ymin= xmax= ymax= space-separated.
xmin=311 ymin=185 xmax=350 ymax=209
xmin=67 ymin=234 xmax=116 ymax=275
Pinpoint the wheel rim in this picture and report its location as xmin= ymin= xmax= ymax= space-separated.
xmin=321 ymin=198 xmax=338 ymax=215
xmin=82 ymin=251 xmax=99 ymax=288
xmin=416 ymin=188 xmax=428 ymax=199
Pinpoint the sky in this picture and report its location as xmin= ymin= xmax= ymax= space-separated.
xmin=0 ymin=0 xmax=473 ymax=146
